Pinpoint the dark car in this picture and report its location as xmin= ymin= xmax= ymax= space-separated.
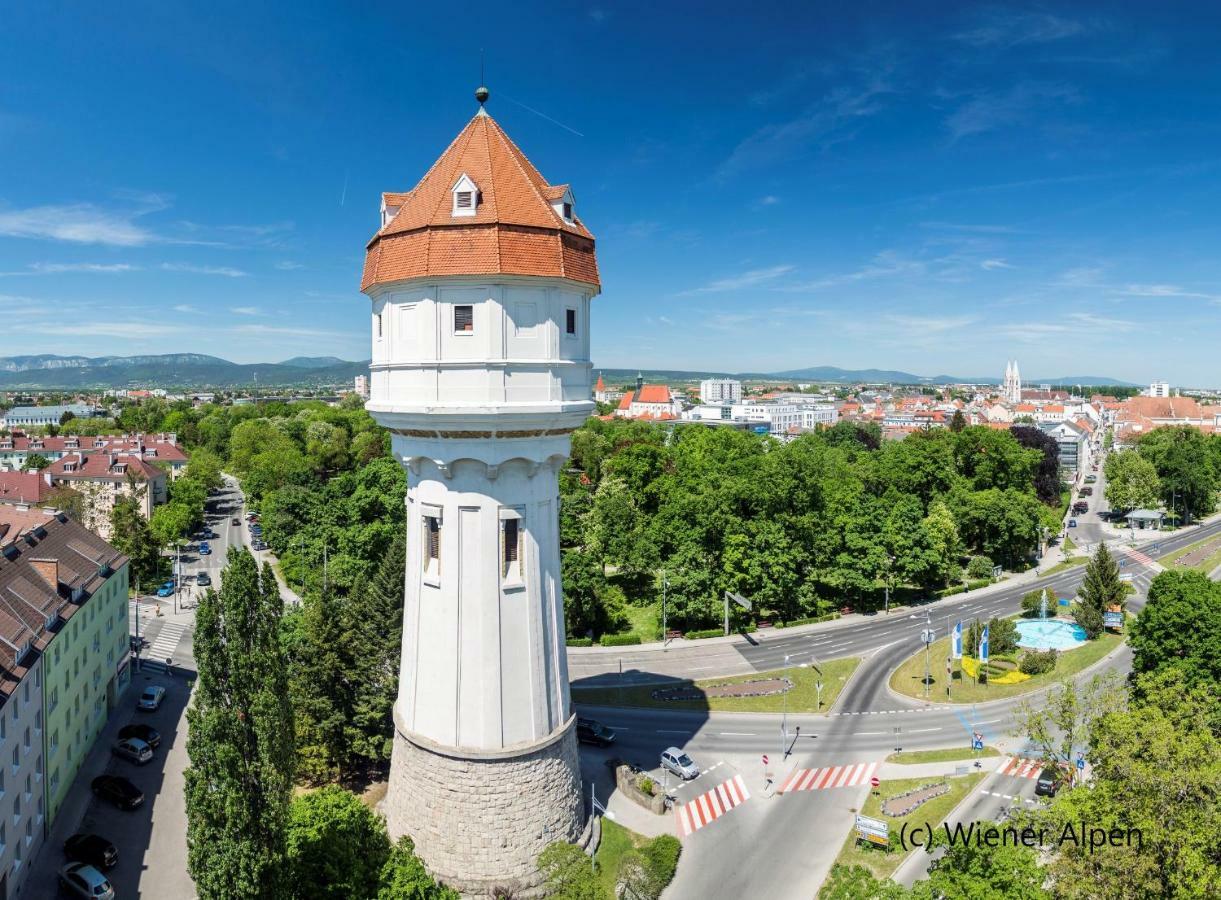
xmin=231 ymin=517 xmax=241 ymax=526
xmin=64 ymin=833 xmax=119 ymax=870
xmin=196 ymin=572 xmax=212 ymax=587
xmin=118 ymin=723 xmax=162 ymax=750
xmin=1035 ymin=767 xmax=1065 ymax=797
xmin=91 ymin=775 xmax=144 ymax=810
xmin=576 ymin=717 xmax=616 ymax=747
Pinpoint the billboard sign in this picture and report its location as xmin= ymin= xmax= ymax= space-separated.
xmin=855 ymin=814 xmax=889 ymax=847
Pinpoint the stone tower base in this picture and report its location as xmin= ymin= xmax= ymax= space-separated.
xmin=385 ymin=710 xmax=588 ymax=898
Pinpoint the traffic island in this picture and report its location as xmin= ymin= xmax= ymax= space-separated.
xmin=571 ymin=657 xmax=860 ymax=714
xmin=887 ymin=630 xmax=1124 ymax=704
xmin=825 ymin=773 xmax=985 ymax=882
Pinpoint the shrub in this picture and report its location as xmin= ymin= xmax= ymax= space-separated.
xmin=1073 ymin=602 xmax=1104 ymax=639
xmin=776 ymin=612 xmax=841 ymax=628
xmin=965 ymin=578 xmax=993 ymax=591
xmin=566 ymin=637 xmax=593 ymax=647
xmin=937 ymin=584 xmax=968 ymax=598
xmin=286 ymin=785 xmax=391 ymax=900
xmin=1020 ymin=589 xmax=1053 ymax=618
xmin=599 ymin=633 xmax=641 ymax=647
xmin=989 ymin=617 xmax=1019 ymax=655
xmin=1019 ymin=648 xmax=1058 ymax=675
xmin=641 ymin=835 xmax=681 ymax=892
xmin=639 ymin=776 xmax=655 ymax=795
xmin=684 ymin=627 xmax=723 ymax=640
xmin=966 ymin=555 xmax=994 ymax=580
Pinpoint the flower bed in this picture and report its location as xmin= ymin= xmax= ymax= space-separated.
xmin=650 ymin=676 xmax=793 ymax=702
xmin=881 ymin=781 xmax=949 ymax=817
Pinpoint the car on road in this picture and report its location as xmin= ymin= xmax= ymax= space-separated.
xmin=252 ymin=540 xmax=269 ymax=551
xmin=576 ymin=717 xmax=616 ymax=747
xmin=64 ymin=833 xmax=119 ymax=870
xmin=199 ymin=541 xmax=212 ymax=555
xmin=1080 ymin=487 xmax=1092 ymax=496
xmin=156 ymin=584 xmax=175 ymax=597
xmin=1035 ymin=767 xmax=1065 ymax=797
xmin=232 ymin=517 xmax=241 ymax=526
xmin=112 ymin=736 xmax=154 ymax=764
xmin=1068 ymin=518 xmax=1078 ymax=527
xmin=196 ymin=572 xmax=212 ymax=587
xmin=58 ymin=862 xmax=115 ymax=900
xmin=137 ymin=685 xmax=166 ymax=711
xmin=91 ymin=775 xmax=144 ymax=810
xmin=118 ymin=723 xmax=161 ymax=749
xmin=660 ymin=747 xmax=699 ymax=780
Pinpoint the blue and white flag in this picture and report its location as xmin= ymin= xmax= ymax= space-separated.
xmin=952 ymin=621 xmax=963 ymax=660
xmin=979 ymin=624 xmax=990 ymax=664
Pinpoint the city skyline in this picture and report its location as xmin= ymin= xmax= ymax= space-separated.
xmin=4 ymin=3 xmax=1221 ymax=381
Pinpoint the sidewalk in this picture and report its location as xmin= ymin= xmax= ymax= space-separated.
xmin=877 ymin=756 xmax=1005 ymax=781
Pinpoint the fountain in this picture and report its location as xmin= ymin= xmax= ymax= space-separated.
xmin=1039 ymin=588 xmax=1048 ymax=621
xmin=1017 ymin=587 xmax=1087 ymax=650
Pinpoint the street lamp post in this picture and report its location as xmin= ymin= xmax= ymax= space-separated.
xmin=910 ymin=610 xmax=935 ymax=700
xmin=782 ymin=654 xmax=791 ymax=759
xmin=884 ymin=553 xmax=894 ymax=615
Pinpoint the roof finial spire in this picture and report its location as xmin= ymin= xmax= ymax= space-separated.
xmin=475 ymin=50 xmax=489 ymax=115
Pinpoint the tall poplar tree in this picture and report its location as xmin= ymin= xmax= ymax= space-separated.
xmin=186 ymin=549 xmax=295 ymax=900
xmin=1076 ymin=542 xmax=1126 ymax=638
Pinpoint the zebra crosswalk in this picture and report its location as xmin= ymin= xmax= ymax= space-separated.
xmin=675 ymin=774 xmax=750 ymax=838
xmin=997 ymin=756 xmax=1043 ymax=779
xmin=778 ymin=761 xmax=879 ymax=793
xmin=145 ymin=622 xmax=187 ymax=664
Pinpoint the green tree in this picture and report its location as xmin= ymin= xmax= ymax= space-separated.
xmin=818 ymin=865 xmax=909 ymax=899
xmin=290 ymin=587 xmax=353 ymax=783
xmin=1077 ymin=542 xmax=1126 ymax=635
xmin=377 ymin=837 xmax=460 ymax=900
xmin=110 ymin=495 xmax=162 ymax=586
xmin=1014 ymin=672 xmax=1126 ymax=769
xmin=286 ymin=786 xmax=390 ymax=900
xmin=1139 ymin=425 xmax=1218 ymax=520
xmin=562 ymin=549 xmax=624 ymax=638
xmin=1104 ymin=450 xmax=1161 ymax=512
xmin=915 ymin=824 xmax=1050 ymax=899
xmin=186 ymin=550 xmax=295 ymax=900
xmin=1129 ymin=570 xmax=1221 ymax=694
xmin=21 ymin=452 xmax=50 ymax=471
xmin=536 ymin=842 xmax=606 ymax=900
xmin=1038 ymin=671 xmax=1221 ymax=898
xmin=150 ymin=502 xmax=194 ymax=547
xmin=949 ymin=409 xmax=966 ymax=432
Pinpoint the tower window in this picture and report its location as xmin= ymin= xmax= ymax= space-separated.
xmin=562 ymin=201 xmax=573 ymax=221
xmin=423 ymin=514 xmax=441 ymax=577
xmin=455 ymin=191 xmax=473 ymax=209
xmin=565 ymin=309 xmax=576 ymax=335
xmin=502 ymin=519 xmax=519 ymax=576
xmin=376 ymin=314 xmax=383 ymax=338
xmin=454 ymin=305 xmax=474 ymax=332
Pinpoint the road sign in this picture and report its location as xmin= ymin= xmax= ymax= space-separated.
xmin=855 ymin=814 xmax=889 ymax=847
xmin=870 ymin=776 xmax=880 ymax=788
xmin=1077 ymin=755 xmax=1086 ymax=771
xmin=921 ymin=628 xmax=935 ymax=645
xmin=972 ymin=731 xmax=984 ymax=751
xmin=1103 ymin=611 xmax=1124 ymax=628
xmin=1058 ymin=597 xmax=1071 ymax=607
xmin=1119 ymin=573 xmax=1134 ymax=583
xmin=762 ymin=755 xmax=769 ymax=766
xmin=727 ymin=591 xmax=752 ymax=611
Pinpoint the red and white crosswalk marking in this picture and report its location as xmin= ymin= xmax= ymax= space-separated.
xmin=778 ymin=761 xmax=879 ymax=794
xmin=1122 ymin=547 xmax=1163 ymax=572
xmin=675 ymin=774 xmax=750 ymax=837
xmin=997 ymin=757 xmax=1043 ymax=779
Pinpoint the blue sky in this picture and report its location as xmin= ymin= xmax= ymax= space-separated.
xmin=3 ymin=2 xmax=1221 ymax=384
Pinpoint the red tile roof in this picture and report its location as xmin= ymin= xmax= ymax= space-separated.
xmin=0 ymin=472 xmax=53 ymax=505
xmin=44 ymin=452 xmax=164 ymax=482
xmin=635 ymin=385 xmax=672 ymax=404
xmin=362 ymin=111 xmax=598 ymax=291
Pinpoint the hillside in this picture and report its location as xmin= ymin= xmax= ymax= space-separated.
xmin=0 ymin=354 xmax=370 ymax=390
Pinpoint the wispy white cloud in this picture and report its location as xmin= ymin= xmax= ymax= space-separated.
xmin=776 ymin=252 xmax=922 ymax=292
xmin=954 ymin=11 xmax=1091 ymax=48
xmin=229 ymin=323 xmax=337 ymax=338
xmin=161 ymin=263 xmax=248 ymax=277
xmin=682 ymin=264 xmax=795 ymax=295
xmin=229 ymin=306 xmax=262 ymax=316
xmin=26 ymin=321 xmax=184 ymax=338
xmin=719 ymin=76 xmax=892 ymax=177
xmin=981 ymin=258 xmax=1014 ymax=270
xmin=274 ymin=261 xmax=304 ymax=270
xmin=946 ymin=81 xmax=1080 ymax=142
xmin=0 ymin=203 xmax=160 ymax=246
xmin=1067 ymin=312 xmax=1136 ymax=331
xmin=0 ymin=262 xmax=139 ymax=276
xmin=884 ymin=314 xmax=978 ymax=333
xmin=755 ymin=195 xmax=781 ymax=208
xmin=172 ymin=304 xmax=200 ymax=314
xmin=1119 ymin=283 xmax=1218 ymax=300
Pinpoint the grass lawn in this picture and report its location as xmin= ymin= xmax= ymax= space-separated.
xmin=888 ymin=629 xmax=1124 ymax=704
xmin=829 ymin=773 xmax=985 ymax=881
xmin=571 ymin=656 xmax=861 ymax=714
xmin=1038 ymin=556 xmax=1087 ymax=576
xmin=1062 ymin=535 xmax=1077 ymax=553
xmin=621 ymin=602 xmax=660 ymax=642
xmin=886 ymin=746 xmax=1000 ymax=764
xmin=1161 ymin=532 xmax=1221 ymax=574
xmin=593 ymin=819 xmax=640 ymax=895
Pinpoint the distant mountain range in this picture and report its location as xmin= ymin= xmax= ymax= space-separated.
xmin=0 ymin=354 xmax=1136 ymax=391
xmin=0 ymin=354 xmax=369 ymax=390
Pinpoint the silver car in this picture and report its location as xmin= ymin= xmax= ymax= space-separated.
xmin=112 ymin=737 xmax=153 ymax=764
xmin=138 ymin=685 xmax=166 ymax=711
xmin=58 ymin=862 xmax=115 ymax=900
xmin=660 ymin=747 xmax=699 ymax=780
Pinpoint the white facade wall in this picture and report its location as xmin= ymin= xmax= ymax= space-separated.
xmin=699 ymin=378 xmax=742 ymax=404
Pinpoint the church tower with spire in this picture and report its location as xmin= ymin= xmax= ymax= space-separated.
xmin=361 ymin=86 xmax=597 ymax=895
xmin=1003 ymin=359 xmax=1022 ymax=404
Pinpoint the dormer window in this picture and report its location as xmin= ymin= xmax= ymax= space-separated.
xmin=562 ymin=202 xmax=573 ymax=221
xmin=451 ymin=174 xmax=479 ymax=218
xmin=550 ymin=187 xmax=576 ymax=223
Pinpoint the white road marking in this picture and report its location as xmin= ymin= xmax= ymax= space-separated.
xmin=718 ymin=732 xmax=755 ymax=736
xmin=907 ymin=727 xmax=942 ymax=733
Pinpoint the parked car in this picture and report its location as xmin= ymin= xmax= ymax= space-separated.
xmin=196 ymin=572 xmax=212 ymax=587
xmin=112 ymin=737 xmax=154 ymax=764
xmin=138 ymin=685 xmax=166 ymax=711
xmin=1068 ymin=518 xmax=1078 ymax=528
xmin=252 ymin=540 xmax=269 ymax=551
xmin=91 ymin=775 xmax=144 ymax=810
xmin=576 ymin=717 xmax=616 ymax=747
xmin=156 ymin=584 xmax=174 ymax=597
xmin=58 ymin=863 xmax=115 ymax=900
xmin=118 ymin=723 xmax=161 ymax=750
xmin=660 ymin=747 xmax=699 ymax=780
xmin=1080 ymin=487 xmax=1093 ymax=496
xmin=1035 ymin=767 xmax=1065 ymax=797
xmin=64 ymin=833 xmax=119 ymax=870
xmin=199 ymin=542 xmax=212 ymax=556
xmin=232 ymin=517 xmax=241 ymax=526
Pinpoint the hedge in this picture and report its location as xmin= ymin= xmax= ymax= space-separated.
xmin=566 ymin=637 xmax=593 ymax=647
xmin=641 ymin=834 xmax=681 ymax=892
xmin=776 ymin=612 xmax=842 ymax=628
xmin=682 ymin=623 xmax=757 ymax=640
xmin=599 ymin=633 xmax=642 ymax=647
